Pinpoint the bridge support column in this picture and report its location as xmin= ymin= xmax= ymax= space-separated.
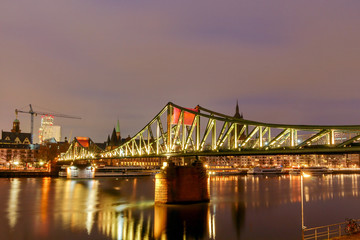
xmin=66 ymin=164 xmax=95 ymax=178
xmin=155 ymin=159 xmax=209 ymax=204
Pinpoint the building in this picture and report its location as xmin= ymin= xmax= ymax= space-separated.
xmin=0 ymin=143 xmax=38 ymax=165
xmin=230 ymin=101 xmax=246 ymax=148
xmin=1 ymin=115 xmax=31 ymax=144
xmin=38 ymin=115 xmax=61 ymax=144
xmin=106 ymin=120 xmax=128 ymax=150
xmin=0 ymin=116 xmax=38 ymax=166
xmin=203 ymin=153 xmax=360 ymax=168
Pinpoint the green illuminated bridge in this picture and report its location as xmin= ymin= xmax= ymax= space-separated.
xmin=59 ymin=102 xmax=360 ymax=161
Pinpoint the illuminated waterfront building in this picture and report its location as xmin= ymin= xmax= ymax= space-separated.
xmin=0 ymin=117 xmax=38 ymax=165
xmin=203 ymin=153 xmax=360 ymax=168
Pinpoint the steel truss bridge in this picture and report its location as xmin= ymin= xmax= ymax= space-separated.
xmin=59 ymin=102 xmax=360 ymax=162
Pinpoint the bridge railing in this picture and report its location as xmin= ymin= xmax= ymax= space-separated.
xmin=303 ymin=219 xmax=360 ymax=240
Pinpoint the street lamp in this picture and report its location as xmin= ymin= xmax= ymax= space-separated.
xmin=301 ymin=171 xmax=311 ymax=240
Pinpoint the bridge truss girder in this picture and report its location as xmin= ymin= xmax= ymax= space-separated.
xmin=58 ymin=102 xmax=360 ymax=161
xmin=59 ymin=137 xmax=103 ymax=161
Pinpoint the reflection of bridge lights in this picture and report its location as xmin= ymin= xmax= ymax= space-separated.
xmin=85 ymin=180 xmax=98 ymax=234
xmin=208 ymin=205 xmax=216 ymax=239
xmin=302 ymin=172 xmax=311 ymax=178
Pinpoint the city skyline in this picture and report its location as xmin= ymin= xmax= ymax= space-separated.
xmin=1 ymin=0 xmax=360 ymax=143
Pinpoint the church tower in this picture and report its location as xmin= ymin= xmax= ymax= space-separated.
xmin=234 ymin=100 xmax=243 ymax=119
xmin=231 ymin=101 xmax=246 ymax=148
xmin=11 ymin=112 xmax=21 ymax=133
xmin=116 ymin=119 xmax=121 ymax=142
xmin=106 ymin=120 xmax=122 ymax=150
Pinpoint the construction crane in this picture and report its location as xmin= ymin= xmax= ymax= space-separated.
xmin=15 ymin=104 xmax=81 ymax=143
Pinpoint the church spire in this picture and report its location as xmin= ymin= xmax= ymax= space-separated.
xmin=234 ymin=100 xmax=242 ymax=119
xmin=116 ymin=119 xmax=121 ymax=141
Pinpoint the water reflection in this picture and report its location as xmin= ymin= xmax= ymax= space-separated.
xmin=7 ymin=178 xmax=21 ymax=229
xmin=208 ymin=205 xmax=216 ymax=239
xmin=210 ymin=174 xmax=360 ymax=209
xmin=34 ymin=178 xmax=51 ymax=236
xmin=85 ymin=180 xmax=98 ymax=234
xmin=231 ymin=201 xmax=246 ymax=239
xmin=154 ymin=203 xmax=209 ymax=239
xmin=2 ymin=175 xmax=360 ymax=239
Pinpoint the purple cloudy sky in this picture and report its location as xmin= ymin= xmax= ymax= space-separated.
xmin=1 ymin=0 xmax=360 ymax=143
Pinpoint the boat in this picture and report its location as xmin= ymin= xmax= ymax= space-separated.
xmin=288 ymin=167 xmax=301 ymax=175
xmin=288 ymin=169 xmax=301 ymax=174
xmin=208 ymin=168 xmax=247 ymax=176
xmin=247 ymin=167 xmax=283 ymax=175
xmin=95 ymin=166 xmax=156 ymax=177
xmin=207 ymin=165 xmax=248 ymax=176
xmin=301 ymin=166 xmax=332 ymax=175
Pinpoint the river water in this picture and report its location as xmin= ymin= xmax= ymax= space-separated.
xmin=1 ymin=174 xmax=360 ymax=240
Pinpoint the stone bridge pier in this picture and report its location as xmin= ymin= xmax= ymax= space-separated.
xmin=66 ymin=163 xmax=95 ymax=178
xmin=155 ymin=157 xmax=210 ymax=204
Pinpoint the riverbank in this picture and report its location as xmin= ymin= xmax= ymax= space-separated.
xmin=332 ymin=169 xmax=360 ymax=174
xmin=0 ymin=170 xmax=53 ymax=177
xmin=2 ymin=168 xmax=360 ymax=178
xmin=332 ymin=233 xmax=360 ymax=239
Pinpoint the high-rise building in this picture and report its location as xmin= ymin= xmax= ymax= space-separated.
xmin=38 ymin=116 xmax=61 ymax=143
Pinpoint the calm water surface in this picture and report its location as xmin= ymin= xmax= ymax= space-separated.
xmin=1 ymin=174 xmax=360 ymax=240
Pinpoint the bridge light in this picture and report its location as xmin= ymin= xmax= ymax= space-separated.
xmin=162 ymin=162 xmax=168 ymax=169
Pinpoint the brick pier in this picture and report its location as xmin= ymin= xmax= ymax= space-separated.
xmin=155 ymin=161 xmax=209 ymax=204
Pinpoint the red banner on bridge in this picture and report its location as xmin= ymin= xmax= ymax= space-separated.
xmin=75 ymin=137 xmax=90 ymax=148
xmin=172 ymin=107 xmax=198 ymax=126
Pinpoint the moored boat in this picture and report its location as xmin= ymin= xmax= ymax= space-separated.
xmin=247 ymin=167 xmax=283 ymax=175
xmin=208 ymin=168 xmax=247 ymax=176
xmin=288 ymin=167 xmax=301 ymax=175
xmin=95 ymin=166 xmax=156 ymax=177
xmin=301 ymin=166 xmax=332 ymax=175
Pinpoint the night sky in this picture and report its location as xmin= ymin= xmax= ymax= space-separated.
xmin=1 ymin=0 xmax=360 ymax=143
